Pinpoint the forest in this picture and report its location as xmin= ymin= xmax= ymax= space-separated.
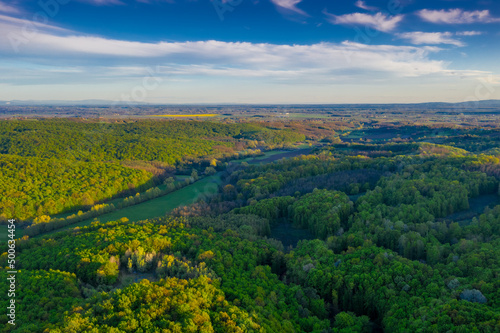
xmin=1 ymin=117 xmax=499 ymax=332
xmin=0 ymin=119 xmax=305 ymax=222
xmin=0 ymin=119 xmax=305 ymax=164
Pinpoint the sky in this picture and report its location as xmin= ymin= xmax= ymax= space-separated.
xmin=0 ymin=0 xmax=499 ymax=104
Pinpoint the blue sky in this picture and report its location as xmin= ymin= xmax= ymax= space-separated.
xmin=0 ymin=0 xmax=499 ymax=103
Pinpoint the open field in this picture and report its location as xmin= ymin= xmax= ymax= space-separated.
xmin=39 ymin=173 xmax=222 ymax=236
xmin=0 ymin=225 xmax=24 ymax=242
xmin=21 ymin=177 xmax=187 ymax=225
xmin=0 ymin=174 xmax=221 ymax=241
xmin=232 ymin=147 xmax=313 ymax=164
xmin=246 ymin=148 xmax=314 ymax=164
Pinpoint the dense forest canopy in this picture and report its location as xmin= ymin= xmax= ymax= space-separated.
xmin=0 ymin=119 xmax=305 ymax=163
xmin=0 ymin=154 xmax=153 ymax=220
xmin=1 ymin=117 xmax=499 ymax=332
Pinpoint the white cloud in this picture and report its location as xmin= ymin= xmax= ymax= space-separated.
xmin=0 ymin=14 xmax=73 ymax=33
xmin=397 ymin=32 xmax=465 ymax=47
xmin=0 ymin=16 xmax=449 ymax=79
xmin=354 ymin=0 xmax=378 ymax=11
xmin=0 ymin=1 xmax=21 ymax=14
xmin=418 ymin=9 xmax=500 ymax=24
xmin=456 ymin=31 xmax=483 ymax=36
xmin=0 ymin=12 xmax=497 ymax=104
xmin=270 ymin=0 xmax=307 ymax=16
xmin=325 ymin=11 xmax=404 ymax=32
xmin=0 ymin=17 xmax=454 ymax=80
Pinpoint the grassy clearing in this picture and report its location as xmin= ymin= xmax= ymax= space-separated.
xmin=0 ymin=225 xmax=24 ymax=242
xmin=342 ymin=131 xmax=365 ymax=139
xmin=232 ymin=146 xmax=315 ymax=164
xmin=237 ymin=148 xmax=314 ymax=165
xmin=0 ymin=174 xmax=221 ymax=242
xmin=45 ymin=174 xmax=221 ymax=235
xmin=44 ymin=178 xmax=187 ymax=222
xmin=232 ymin=149 xmax=294 ymax=164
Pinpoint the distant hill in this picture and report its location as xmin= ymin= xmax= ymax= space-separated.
xmin=0 ymin=100 xmax=147 ymax=106
xmin=0 ymin=99 xmax=498 ymax=109
xmin=415 ymin=100 xmax=500 ymax=108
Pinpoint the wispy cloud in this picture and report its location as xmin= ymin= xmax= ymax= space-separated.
xmin=0 ymin=14 xmax=73 ymax=33
xmin=325 ymin=11 xmax=404 ymax=32
xmin=397 ymin=32 xmax=464 ymax=47
xmin=270 ymin=0 xmax=308 ymax=16
xmin=0 ymin=15 xmax=474 ymax=83
xmin=0 ymin=1 xmax=21 ymax=14
xmin=0 ymin=10 xmax=496 ymax=104
xmin=418 ymin=9 xmax=500 ymax=24
xmin=456 ymin=31 xmax=483 ymax=36
xmin=354 ymin=0 xmax=378 ymax=11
